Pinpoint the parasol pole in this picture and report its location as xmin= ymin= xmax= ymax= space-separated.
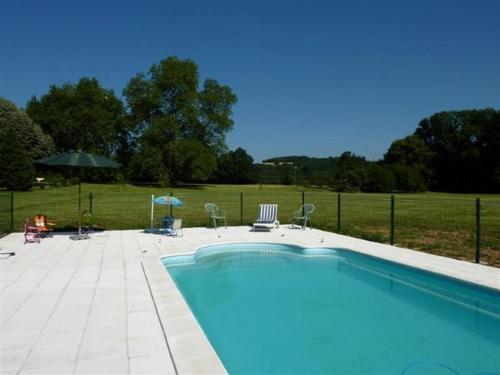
xmin=78 ymin=180 xmax=82 ymax=216
xmin=78 ymin=180 xmax=82 ymax=234
xmin=169 ymin=191 xmax=173 ymax=217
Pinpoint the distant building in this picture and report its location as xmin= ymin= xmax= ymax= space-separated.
xmin=261 ymin=161 xmax=295 ymax=167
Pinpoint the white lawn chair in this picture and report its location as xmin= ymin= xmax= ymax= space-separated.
xmin=253 ymin=204 xmax=279 ymax=231
xmin=171 ymin=219 xmax=183 ymax=237
xmin=163 ymin=218 xmax=183 ymax=237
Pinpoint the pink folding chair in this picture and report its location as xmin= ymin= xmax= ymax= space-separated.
xmin=24 ymin=219 xmax=41 ymax=244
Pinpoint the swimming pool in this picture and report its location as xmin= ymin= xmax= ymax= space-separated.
xmin=163 ymin=243 xmax=500 ymax=374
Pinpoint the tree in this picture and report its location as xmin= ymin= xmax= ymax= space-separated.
xmin=382 ymin=134 xmax=431 ymax=191
xmin=215 ymin=147 xmax=256 ymax=183
xmin=26 ymin=78 xmax=127 ymax=156
xmin=390 ymin=164 xmax=426 ymax=192
xmin=384 ymin=135 xmax=431 ymax=168
xmin=0 ymin=125 xmax=35 ymax=190
xmin=332 ymin=152 xmax=370 ymax=191
xmin=278 ymin=164 xmax=295 ymax=185
xmin=174 ymin=139 xmax=217 ymax=182
xmin=123 ymin=56 xmax=237 ymax=184
xmin=310 ymin=170 xmax=333 ymax=188
xmin=199 ymin=79 xmax=238 ymax=154
xmin=364 ymin=164 xmax=396 ymax=192
xmin=128 ymin=147 xmax=169 ymax=185
xmin=0 ymin=97 xmax=54 ymax=160
xmin=415 ymin=109 xmax=500 ymax=192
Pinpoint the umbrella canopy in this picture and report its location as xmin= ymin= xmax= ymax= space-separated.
xmin=36 ymin=151 xmax=120 ymax=240
xmin=37 ymin=151 xmax=121 ymax=168
xmin=153 ymin=196 xmax=183 ymax=207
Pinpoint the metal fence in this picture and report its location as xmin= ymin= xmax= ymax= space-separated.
xmin=1 ymin=189 xmax=498 ymax=266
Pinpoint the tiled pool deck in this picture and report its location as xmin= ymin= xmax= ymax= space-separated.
xmin=1 ymin=226 xmax=499 ymax=374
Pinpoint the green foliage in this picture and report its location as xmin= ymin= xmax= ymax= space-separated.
xmin=257 ymin=156 xmax=338 ymax=186
xmin=215 ymin=147 xmax=256 ymax=183
xmin=384 ymin=134 xmax=431 ymax=167
xmin=382 ymin=134 xmax=431 ymax=191
xmin=0 ymin=125 xmax=35 ymax=190
xmin=124 ymin=56 xmax=237 ymax=184
xmin=256 ymin=110 xmax=499 ymax=193
xmin=173 ymin=140 xmax=217 ymax=182
xmin=278 ymin=164 xmax=295 ymax=185
xmin=309 ymin=170 xmax=333 ymax=188
xmin=26 ymin=78 xmax=127 ymax=156
xmin=332 ymin=152 xmax=370 ymax=191
xmin=415 ymin=109 xmax=500 ymax=192
xmin=45 ymin=173 xmax=66 ymax=187
xmin=199 ymin=79 xmax=238 ymax=154
xmin=0 ymin=97 xmax=55 ymax=160
xmin=364 ymin=164 xmax=396 ymax=193
xmin=128 ymin=147 xmax=168 ymax=184
xmin=3 ymin=52 xmax=495 ymax=193
xmin=390 ymin=164 xmax=426 ymax=192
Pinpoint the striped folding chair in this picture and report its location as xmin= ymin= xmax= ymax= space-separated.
xmin=253 ymin=204 xmax=279 ymax=231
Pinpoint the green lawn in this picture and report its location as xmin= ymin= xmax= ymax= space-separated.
xmin=1 ymin=183 xmax=499 ymax=266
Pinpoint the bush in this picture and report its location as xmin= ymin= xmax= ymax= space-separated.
xmin=391 ymin=164 xmax=427 ymax=192
xmin=0 ymin=125 xmax=35 ymax=190
xmin=364 ymin=164 xmax=396 ymax=192
xmin=45 ymin=173 xmax=66 ymax=187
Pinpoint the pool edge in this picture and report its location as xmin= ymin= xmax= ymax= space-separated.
xmin=141 ymin=228 xmax=499 ymax=374
xmin=141 ymin=252 xmax=228 ymax=375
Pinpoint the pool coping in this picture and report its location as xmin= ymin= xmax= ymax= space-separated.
xmin=141 ymin=252 xmax=227 ymax=375
xmin=141 ymin=228 xmax=500 ymax=374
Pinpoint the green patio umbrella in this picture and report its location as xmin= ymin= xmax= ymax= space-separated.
xmin=37 ymin=151 xmax=121 ymax=240
xmin=37 ymin=152 xmax=121 ymax=169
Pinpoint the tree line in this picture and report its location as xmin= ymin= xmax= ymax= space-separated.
xmin=0 ymin=56 xmax=498 ymax=192
xmin=259 ymin=107 xmax=500 ymax=194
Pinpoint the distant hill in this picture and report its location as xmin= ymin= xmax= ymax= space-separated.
xmin=262 ymin=155 xmax=309 ymax=164
xmin=261 ymin=155 xmax=339 ymax=169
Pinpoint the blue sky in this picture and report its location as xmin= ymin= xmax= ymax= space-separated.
xmin=1 ymin=0 xmax=498 ymax=162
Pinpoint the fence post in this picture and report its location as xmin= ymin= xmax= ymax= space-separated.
xmin=78 ymin=183 xmax=82 ymax=215
xmin=10 ymin=192 xmax=14 ymax=232
xmin=475 ymin=198 xmax=481 ymax=263
xmin=240 ymin=192 xmax=243 ymax=225
xmin=89 ymin=192 xmax=93 ymax=214
xmin=302 ymin=191 xmax=305 ymax=216
xmin=390 ymin=195 xmax=395 ymax=245
xmin=337 ymin=193 xmax=341 ymax=232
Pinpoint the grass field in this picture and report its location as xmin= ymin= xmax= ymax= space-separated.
xmin=1 ymin=183 xmax=499 ymax=266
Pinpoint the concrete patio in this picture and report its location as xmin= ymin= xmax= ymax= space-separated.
xmin=1 ymin=226 xmax=498 ymax=374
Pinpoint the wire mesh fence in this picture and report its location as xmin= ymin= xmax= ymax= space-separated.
xmin=341 ymin=194 xmax=391 ymax=243
xmin=0 ymin=192 xmax=12 ymax=237
xmin=1 ymin=187 xmax=498 ymax=266
xmin=394 ymin=198 xmax=476 ymax=262
xmin=481 ymin=200 xmax=500 ymax=266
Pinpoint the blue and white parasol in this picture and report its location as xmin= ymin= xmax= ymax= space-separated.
xmin=153 ymin=196 xmax=183 ymax=207
xmin=147 ymin=195 xmax=184 ymax=232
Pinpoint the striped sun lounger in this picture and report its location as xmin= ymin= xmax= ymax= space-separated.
xmin=253 ymin=204 xmax=279 ymax=231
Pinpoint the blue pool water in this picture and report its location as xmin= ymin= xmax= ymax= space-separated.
xmin=163 ymin=243 xmax=500 ymax=374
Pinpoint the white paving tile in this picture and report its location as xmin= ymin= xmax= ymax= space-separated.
xmin=129 ymin=353 xmax=176 ymax=374
xmin=78 ymin=325 xmax=128 ymax=360
xmin=0 ymin=347 xmax=30 ymax=373
xmin=0 ymin=227 xmax=498 ymax=375
xmin=19 ymin=362 xmax=74 ymax=374
xmin=74 ymin=355 xmax=129 ymax=374
xmin=23 ymin=343 xmax=80 ymax=369
xmin=37 ymin=329 xmax=83 ymax=347
xmin=0 ymin=333 xmax=38 ymax=351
